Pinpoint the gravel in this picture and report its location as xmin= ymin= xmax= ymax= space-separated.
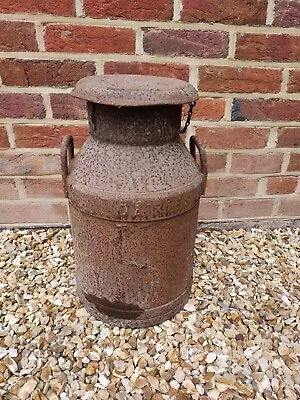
xmin=0 ymin=227 xmax=299 ymax=400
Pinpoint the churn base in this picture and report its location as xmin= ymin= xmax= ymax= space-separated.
xmin=77 ymin=280 xmax=192 ymax=329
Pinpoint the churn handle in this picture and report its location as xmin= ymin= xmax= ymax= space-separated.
xmin=60 ymin=135 xmax=74 ymax=198
xmin=189 ymin=135 xmax=208 ymax=195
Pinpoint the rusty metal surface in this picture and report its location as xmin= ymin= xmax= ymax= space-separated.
xmin=86 ymin=103 xmax=182 ymax=145
xmin=60 ymin=135 xmax=74 ymax=197
xmin=72 ymin=75 xmax=199 ymax=106
xmin=62 ymin=74 xmax=206 ymax=328
xmin=70 ymin=204 xmax=199 ymax=328
xmin=68 ymin=137 xmax=202 ymax=222
xmin=189 ymin=135 xmax=208 ymax=196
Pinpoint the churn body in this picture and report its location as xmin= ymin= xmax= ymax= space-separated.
xmin=61 ymin=75 xmax=207 ymax=328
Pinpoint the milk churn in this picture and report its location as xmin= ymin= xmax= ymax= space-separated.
xmin=61 ymin=75 xmax=207 ymax=328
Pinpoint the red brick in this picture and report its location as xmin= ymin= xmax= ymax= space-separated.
xmin=50 ymin=94 xmax=87 ymax=120
xmin=143 ymin=29 xmax=229 ymax=58
xmin=274 ymin=0 xmax=300 ymax=27
xmin=0 ymin=126 xmax=9 ymax=148
xmin=277 ymin=128 xmax=300 ymax=148
xmin=223 ymin=199 xmax=274 ymax=218
xmin=191 ymin=98 xmax=225 ymax=121
xmin=44 ymin=24 xmax=135 ymax=54
xmin=85 ymin=0 xmax=173 ymax=20
xmin=205 ymin=177 xmax=258 ymax=197
xmin=0 ymin=21 xmax=38 ymax=51
xmin=0 ymin=0 xmax=74 ymax=16
xmin=0 ymin=94 xmax=45 ymax=119
xmin=206 ymin=153 xmax=227 ymax=173
xmin=266 ymin=176 xmax=298 ymax=195
xmin=104 ymin=62 xmax=189 ymax=81
xmin=0 ymin=180 xmax=18 ymax=200
xmin=287 ymin=70 xmax=300 ymax=93
xmin=288 ymin=153 xmax=300 ymax=171
xmin=235 ymin=33 xmax=300 ymax=62
xmin=0 ymin=60 xmax=95 ymax=88
xmin=0 ymin=202 xmax=68 ymax=224
xmin=23 ymin=179 xmax=64 ymax=198
xmin=233 ymin=99 xmax=300 ymax=122
xmin=182 ymin=0 xmax=267 ymax=25
xmin=198 ymin=200 xmax=219 ymax=220
xmin=14 ymin=125 xmax=88 ymax=148
xmin=231 ymin=153 xmax=283 ymax=174
xmin=199 ymin=66 xmax=282 ymax=93
xmin=278 ymin=197 xmax=300 ymax=216
xmin=196 ymin=127 xmax=269 ymax=149
xmin=0 ymin=153 xmax=60 ymax=176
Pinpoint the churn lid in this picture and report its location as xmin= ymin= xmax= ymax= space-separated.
xmin=72 ymin=75 xmax=199 ymax=106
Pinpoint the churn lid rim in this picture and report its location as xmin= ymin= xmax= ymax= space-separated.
xmin=71 ymin=75 xmax=199 ymax=106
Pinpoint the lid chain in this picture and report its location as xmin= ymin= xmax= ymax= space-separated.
xmin=180 ymin=101 xmax=196 ymax=134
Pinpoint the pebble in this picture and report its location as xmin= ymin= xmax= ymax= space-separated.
xmin=174 ymin=369 xmax=185 ymax=383
xmin=184 ymin=303 xmax=196 ymax=312
xmin=76 ymin=308 xmax=87 ymax=318
xmin=98 ymin=374 xmax=110 ymax=388
xmin=89 ymin=351 xmax=101 ymax=361
xmin=5 ymin=356 xmax=18 ymax=374
xmin=134 ymin=377 xmax=148 ymax=389
xmin=114 ymin=360 xmax=126 ymax=372
xmin=180 ymin=346 xmax=189 ymax=360
xmin=0 ymin=227 xmax=299 ymax=399
xmin=170 ymin=380 xmax=180 ymax=390
xmin=258 ymin=357 xmax=269 ymax=372
xmin=18 ymin=379 xmax=37 ymax=400
xmin=271 ymin=377 xmax=279 ymax=392
xmin=182 ymin=378 xmax=195 ymax=390
xmin=100 ymin=327 xmax=110 ymax=340
xmin=207 ymin=389 xmax=221 ymax=400
xmin=40 ymin=363 xmax=51 ymax=381
xmin=206 ymin=353 xmax=217 ymax=364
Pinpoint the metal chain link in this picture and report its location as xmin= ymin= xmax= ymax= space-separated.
xmin=180 ymin=101 xmax=196 ymax=134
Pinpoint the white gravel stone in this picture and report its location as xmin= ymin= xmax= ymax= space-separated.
xmin=0 ymin=348 xmax=8 ymax=359
xmin=184 ymin=303 xmax=196 ymax=312
xmin=98 ymin=374 xmax=110 ymax=388
xmin=0 ymin=227 xmax=299 ymax=399
xmin=206 ymin=352 xmax=217 ymax=364
xmin=258 ymin=357 xmax=269 ymax=372
xmin=114 ymin=360 xmax=126 ymax=372
xmin=180 ymin=346 xmax=189 ymax=360
xmin=174 ymin=369 xmax=185 ymax=383
xmin=170 ymin=380 xmax=180 ymax=390
xmin=100 ymin=326 xmax=110 ymax=340
xmin=207 ymin=388 xmax=221 ymax=400
xmin=89 ymin=351 xmax=101 ymax=361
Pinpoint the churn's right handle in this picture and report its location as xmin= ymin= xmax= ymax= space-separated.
xmin=189 ymin=135 xmax=208 ymax=195
xmin=60 ymin=135 xmax=74 ymax=198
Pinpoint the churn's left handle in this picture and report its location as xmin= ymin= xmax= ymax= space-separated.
xmin=60 ymin=135 xmax=74 ymax=198
xmin=189 ymin=135 xmax=208 ymax=195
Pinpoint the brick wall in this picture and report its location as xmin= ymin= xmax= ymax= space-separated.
xmin=0 ymin=0 xmax=300 ymax=226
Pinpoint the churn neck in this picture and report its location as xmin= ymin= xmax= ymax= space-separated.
xmin=72 ymin=74 xmax=199 ymax=145
xmin=87 ymin=103 xmax=182 ymax=145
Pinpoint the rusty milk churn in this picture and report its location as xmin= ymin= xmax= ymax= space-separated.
xmin=61 ymin=75 xmax=207 ymax=328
